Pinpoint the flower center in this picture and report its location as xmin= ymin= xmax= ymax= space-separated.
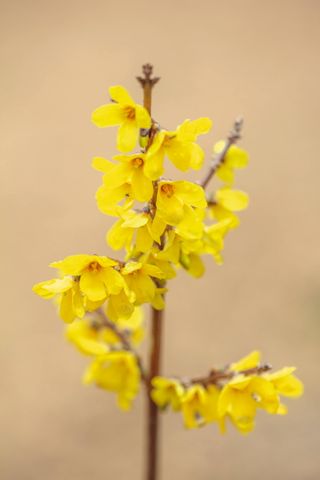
xmin=87 ymin=261 xmax=102 ymax=272
xmin=160 ymin=183 xmax=175 ymax=198
xmin=124 ymin=106 xmax=136 ymax=120
xmin=131 ymin=157 xmax=144 ymax=168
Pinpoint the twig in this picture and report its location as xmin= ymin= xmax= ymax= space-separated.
xmin=137 ymin=63 xmax=160 ymax=115
xmin=95 ymin=308 xmax=147 ymax=382
xmin=190 ymin=363 xmax=272 ymax=387
xmin=200 ymin=117 xmax=244 ymax=189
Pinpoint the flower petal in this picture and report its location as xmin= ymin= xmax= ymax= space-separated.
xmin=216 ymin=188 xmax=249 ymax=211
xmin=80 ymin=271 xmax=107 ymax=301
xmin=131 ymin=169 xmax=154 ymax=202
xmin=117 ymin=120 xmax=139 ymax=152
xmin=109 ymin=85 xmax=135 ymax=105
xmin=92 ymin=157 xmax=115 ymax=173
xmin=135 ymin=104 xmax=151 ymax=129
xmin=92 ymin=104 xmax=124 ymax=127
xmin=174 ymin=181 xmax=207 ymax=208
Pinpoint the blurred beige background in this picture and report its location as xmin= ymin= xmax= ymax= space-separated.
xmin=1 ymin=0 xmax=320 ymax=479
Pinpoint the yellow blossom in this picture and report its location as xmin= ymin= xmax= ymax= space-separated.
xmin=214 ymin=141 xmax=249 ymax=185
xmin=92 ymin=85 xmax=151 ymax=152
xmin=181 ymin=384 xmax=210 ymax=429
xmin=264 ymin=367 xmax=304 ymax=399
xmin=83 ymin=351 xmax=140 ymax=410
xmin=147 ymin=255 xmax=176 ymax=280
xmin=151 ymin=287 xmax=167 ymax=310
xmin=106 ymin=207 xmax=166 ymax=254
xmin=208 ymin=187 xmax=249 ymax=229
xmin=103 ymin=306 xmax=145 ymax=345
xmin=151 ymin=377 xmax=185 ymax=411
xmin=66 ymin=307 xmax=144 ymax=355
xmin=203 ymin=384 xmax=224 ymax=428
xmin=230 ymin=350 xmax=261 ymax=372
xmin=65 ymin=318 xmax=109 ymax=355
xmin=180 ymin=251 xmax=205 ymax=278
xmin=96 ymin=183 xmax=132 ymax=216
xmin=106 ymin=287 xmax=136 ymax=322
xmin=218 ymin=374 xmax=278 ymax=434
xmin=202 ymin=219 xmax=233 ymax=264
xmin=145 ymin=118 xmax=212 ymax=179
xmin=121 ymin=261 xmax=165 ymax=305
xmin=33 ymin=277 xmax=85 ymax=323
xmin=92 ymin=154 xmax=153 ymax=205
xmin=156 ymin=180 xmax=207 ymax=226
xmin=154 ymin=231 xmax=204 ymax=277
xmin=175 ymin=205 xmax=205 ymax=240
xmin=50 ymin=254 xmax=124 ymax=302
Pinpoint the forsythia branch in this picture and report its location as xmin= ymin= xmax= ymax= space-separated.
xmin=190 ymin=363 xmax=272 ymax=387
xmin=200 ymin=117 xmax=244 ymax=189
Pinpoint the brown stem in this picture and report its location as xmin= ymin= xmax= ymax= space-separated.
xmin=190 ymin=364 xmax=272 ymax=387
xmin=147 ymin=307 xmax=163 ymax=480
xmin=200 ymin=117 xmax=244 ymax=189
xmin=138 ymin=64 xmax=162 ymax=480
xmin=137 ymin=63 xmax=160 ymax=115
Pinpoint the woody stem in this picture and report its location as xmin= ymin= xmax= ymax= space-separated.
xmin=147 ymin=307 xmax=163 ymax=480
xmin=137 ymin=63 xmax=162 ymax=480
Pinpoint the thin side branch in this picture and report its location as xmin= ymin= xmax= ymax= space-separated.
xmin=200 ymin=117 xmax=244 ymax=189
xmin=190 ymin=363 xmax=272 ymax=387
xmin=95 ymin=308 xmax=147 ymax=382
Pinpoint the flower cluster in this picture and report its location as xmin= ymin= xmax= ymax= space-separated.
xmin=32 ymin=74 xmax=303 ymax=435
xmin=151 ymin=351 xmax=303 ymax=434
xmin=66 ymin=307 xmax=144 ymax=410
xmin=33 ymin=84 xmax=248 ymax=322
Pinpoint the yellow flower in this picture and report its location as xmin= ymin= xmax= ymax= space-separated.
xmin=181 ymin=384 xmax=210 ymax=429
xmin=264 ymin=367 xmax=304 ymax=399
xmin=50 ymin=254 xmax=124 ymax=302
xmin=92 ymin=85 xmax=151 ymax=152
xmin=121 ymin=261 xmax=165 ymax=305
xmin=116 ymin=306 xmax=145 ymax=345
xmin=145 ymin=118 xmax=212 ymax=179
xmin=33 ymin=277 xmax=85 ymax=323
xmin=66 ymin=307 xmax=144 ymax=354
xmin=106 ymin=288 xmax=136 ymax=322
xmin=96 ymin=183 xmax=132 ymax=216
xmin=179 ymin=251 xmax=205 ymax=278
xmin=92 ymin=154 xmax=153 ymax=205
xmin=202 ymin=219 xmax=233 ymax=264
xmin=230 ymin=350 xmax=261 ymax=372
xmin=156 ymin=180 xmax=207 ymax=226
xmin=151 ymin=287 xmax=167 ymax=311
xmin=103 ymin=306 xmax=145 ymax=345
xmin=218 ymin=374 xmax=278 ymax=434
xmin=153 ymin=231 xmax=204 ymax=277
xmin=203 ymin=385 xmax=226 ymax=432
xmin=83 ymin=351 xmax=140 ymax=410
xmin=147 ymin=255 xmax=176 ymax=280
xmin=214 ymin=141 xmax=249 ymax=185
xmin=151 ymin=377 xmax=185 ymax=411
xmin=175 ymin=205 xmax=205 ymax=241
xmin=209 ymin=187 xmax=249 ymax=229
xmin=93 ymin=154 xmax=133 ymax=216
xmin=106 ymin=207 xmax=166 ymax=254
xmin=65 ymin=318 xmax=109 ymax=355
